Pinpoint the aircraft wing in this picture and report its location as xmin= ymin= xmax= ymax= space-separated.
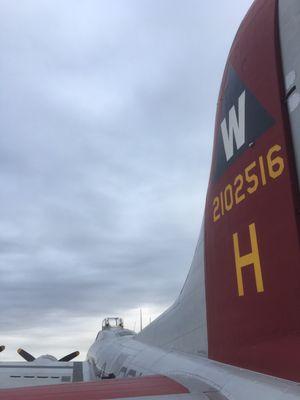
xmin=0 ymin=374 xmax=221 ymax=400
xmin=0 ymin=360 xmax=88 ymax=389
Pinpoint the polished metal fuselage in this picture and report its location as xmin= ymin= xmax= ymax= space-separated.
xmin=87 ymin=328 xmax=300 ymax=400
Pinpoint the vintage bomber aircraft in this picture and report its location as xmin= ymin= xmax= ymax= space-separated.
xmin=1 ymin=0 xmax=300 ymax=398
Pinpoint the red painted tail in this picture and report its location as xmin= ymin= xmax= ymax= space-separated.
xmin=137 ymin=0 xmax=300 ymax=383
xmin=205 ymin=0 xmax=300 ymax=382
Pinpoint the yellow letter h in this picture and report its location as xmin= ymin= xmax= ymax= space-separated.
xmin=233 ymin=223 xmax=264 ymax=297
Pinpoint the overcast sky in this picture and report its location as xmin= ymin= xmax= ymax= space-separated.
xmin=0 ymin=0 xmax=253 ymax=361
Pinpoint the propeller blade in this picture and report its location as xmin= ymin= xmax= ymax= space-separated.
xmin=17 ymin=348 xmax=35 ymax=362
xmin=59 ymin=351 xmax=80 ymax=362
xmin=0 ymin=346 xmax=5 ymax=352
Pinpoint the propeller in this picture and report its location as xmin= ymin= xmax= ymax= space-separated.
xmin=59 ymin=351 xmax=80 ymax=362
xmin=0 ymin=345 xmax=5 ymax=353
xmin=17 ymin=348 xmax=80 ymax=362
xmin=17 ymin=348 xmax=35 ymax=362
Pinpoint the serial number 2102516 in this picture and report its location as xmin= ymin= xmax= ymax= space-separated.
xmin=213 ymin=144 xmax=285 ymax=223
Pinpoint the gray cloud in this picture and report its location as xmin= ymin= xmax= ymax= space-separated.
xmin=0 ymin=0 xmax=253 ymax=360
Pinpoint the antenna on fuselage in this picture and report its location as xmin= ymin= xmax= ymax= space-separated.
xmin=140 ymin=309 xmax=143 ymax=332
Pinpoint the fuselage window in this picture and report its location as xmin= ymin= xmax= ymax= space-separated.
xmin=119 ymin=367 xmax=127 ymax=377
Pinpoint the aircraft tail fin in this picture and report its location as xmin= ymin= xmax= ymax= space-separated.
xmin=138 ymin=0 xmax=300 ymax=382
xmin=137 ymin=224 xmax=208 ymax=356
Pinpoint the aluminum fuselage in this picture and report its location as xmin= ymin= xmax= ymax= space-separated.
xmin=86 ymin=328 xmax=300 ymax=400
